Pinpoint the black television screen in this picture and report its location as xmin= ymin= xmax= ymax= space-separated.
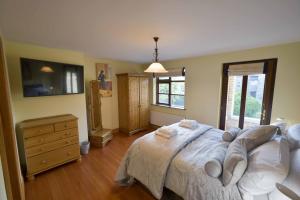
xmin=20 ymin=58 xmax=84 ymax=97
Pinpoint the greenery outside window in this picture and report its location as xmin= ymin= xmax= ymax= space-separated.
xmin=156 ymin=76 xmax=185 ymax=108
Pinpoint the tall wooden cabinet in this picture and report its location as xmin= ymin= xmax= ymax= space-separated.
xmin=117 ymin=73 xmax=150 ymax=135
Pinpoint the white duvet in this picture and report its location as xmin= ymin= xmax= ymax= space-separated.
xmin=115 ymin=123 xmax=242 ymax=200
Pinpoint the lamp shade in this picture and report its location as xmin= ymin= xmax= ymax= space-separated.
xmin=144 ymin=62 xmax=168 ymax=73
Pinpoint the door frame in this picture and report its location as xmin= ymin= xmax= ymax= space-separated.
xmin=219 ymin=58 xmax=277 ymax=130
xmin=0 ymin=35 xmax=25 ymax=199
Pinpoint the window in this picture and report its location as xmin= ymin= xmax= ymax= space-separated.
xmin=156 ymin=76 xmax=185 ymax=108
xmin=66 ymin=71 xmax=78 ymax=93
xmin=219 ymin=58 xmax=277 ymax=130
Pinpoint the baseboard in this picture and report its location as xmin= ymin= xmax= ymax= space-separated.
xmin=111 ymin=128 xmax=119 ymax=134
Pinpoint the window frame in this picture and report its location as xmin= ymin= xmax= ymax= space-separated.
xmin=156 ymin=76 xmax=185 ymax=108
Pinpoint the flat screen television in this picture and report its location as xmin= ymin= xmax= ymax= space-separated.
xmin=20 ymin=58 xmax=84 ymax=97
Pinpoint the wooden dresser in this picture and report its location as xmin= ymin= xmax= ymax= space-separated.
xmin=117 ymin=73 xmax=150 ymax=135
xmin=16 ymin=114 xmax=81 ymax=180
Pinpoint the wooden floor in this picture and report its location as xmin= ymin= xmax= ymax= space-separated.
xmin=25 ymin=131 xmax=157 ymax=200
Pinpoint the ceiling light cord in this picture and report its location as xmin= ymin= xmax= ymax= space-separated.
xmin=154 ymin=37 xmax=159 ymax=62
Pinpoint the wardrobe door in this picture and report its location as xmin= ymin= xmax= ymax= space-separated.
xmin=139 ymin=77 xmax=149 ymax=129
xmin=128 ymin=77 xmax=140 ymax=131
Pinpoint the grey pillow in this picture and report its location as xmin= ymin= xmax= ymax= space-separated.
xmin=223 ymin=125 xmax=278 ymax=186
xmin=223 ymin=127 xmax=241 ymax=142
xmin=237 ymin=125 xmax=278 ymax=152
xmin=223 ymin=139 xmax=247 ymax=186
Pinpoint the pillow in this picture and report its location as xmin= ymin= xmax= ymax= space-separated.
xmin=223 ymin=125 xmax=277 ymax=186
xmin=222 ymin=139 xmax=247 ymax=186
xmin=236 ymin=125 xmax=278 ymax=152
xmin=286 ymin=124 xmax=300 ymax=150
xmin=223 ymin=127 xmax=241 ymax=142
xmin=238 ymin=137 xmax=290 ymax=195
xmin=271 ymin=121 xmax=288 ymax=135
xmin=204 ymin=141 xmax=227 ymax=178
xmin=268 ymin=149 xmax=300 ymax=200
xmin=204 ymin=159 xmax=222 ymax=178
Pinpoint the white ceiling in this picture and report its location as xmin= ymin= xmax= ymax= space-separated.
xmin=1 ymin=0 xmax=300 ymax=63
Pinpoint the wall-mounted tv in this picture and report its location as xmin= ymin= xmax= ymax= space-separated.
xmin=20 ymin=58 xmax=84 ymax=97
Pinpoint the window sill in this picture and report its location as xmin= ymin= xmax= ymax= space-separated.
xmin=151 ymin=104 xmax=186 ymax=110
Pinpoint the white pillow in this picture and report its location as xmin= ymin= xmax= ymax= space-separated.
xmin=271 ymin=121 xmax=288 ymax=135
xmin=268 ymin=149 xmax=300 ymax=200
xmin=286 ymin=124 xmax=300 ymax=150
xmin=223 ymin=125 xmax=278 ymax=186
xmin=238 ymin=137 xmax=290 ymax=195
xmin=223 ymin=127 xmax=241 ymax=142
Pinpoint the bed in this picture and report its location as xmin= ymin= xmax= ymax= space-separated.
xmin=115 ymin=122 xmax=297 ymax=200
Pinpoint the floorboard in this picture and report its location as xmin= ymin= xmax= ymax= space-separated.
xmin=25 ymin=131 xmax=157 ymax=200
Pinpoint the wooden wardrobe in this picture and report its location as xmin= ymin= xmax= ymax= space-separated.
xmin=117 ymin=73 xmax=150 ymax=135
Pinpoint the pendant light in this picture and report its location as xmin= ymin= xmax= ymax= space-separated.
xmin=144 ymin=37 xmax=168 ymax=75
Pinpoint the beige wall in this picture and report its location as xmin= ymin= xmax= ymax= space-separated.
xmin=148 ymin=42 xmax=300 ymax=127
xmin=5 ymin=41 xmax=143 ymax=142
xmin=84 ymin=56 xmax=142 ymax=130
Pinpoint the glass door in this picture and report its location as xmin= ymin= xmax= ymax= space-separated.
xmin=219 ymin=59 xmax=277 ymax=130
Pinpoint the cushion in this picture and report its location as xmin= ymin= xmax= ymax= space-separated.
xmin=223 ymin=127 xmax=241 ymax=142
xmin=236 ymin=125 xmax=278 ymax=152
xmin=271 ymin=121 xmax=288 ymax=135
xmin=222 ymin=139 xmax=248 ymax=186
xmin=204 ymin=159 xmax=222 ymax=178
xmin=286 ymin=124 xmax=300 ymax=150
xmin=238 ymin=137 xmax=290 ymax=195
xmin=268 ymin=149 xmax=300 ymax=200
xmin=223 ymin=125 xmax=277 ymax=186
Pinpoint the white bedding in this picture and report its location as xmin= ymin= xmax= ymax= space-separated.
xmin=165 ymin=128 xmax=242 ymax=200
xmin=115 ymin=123 xmax=212 ymax=199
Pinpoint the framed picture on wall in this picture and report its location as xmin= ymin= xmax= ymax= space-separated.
xmin=95 ymin=63 xmax=112 ymax=97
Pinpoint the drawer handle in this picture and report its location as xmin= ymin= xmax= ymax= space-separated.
xmin=41 ymin=160 xmax=47 ymax=164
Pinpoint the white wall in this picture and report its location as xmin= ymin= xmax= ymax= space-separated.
xmin=147 ymin=42 xmax=300 ymax=127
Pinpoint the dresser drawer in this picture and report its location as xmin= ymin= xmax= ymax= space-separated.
xmin=24 ymin=134 xmax=48 ymax=148
xmin=26 ymin=136 xmax=79 ymax=157
xmin=54 ymin=120 xmax=77 ymax=131
xmin=27 ymin=144 xmax=79 ymax=174
xmin=54 ymin=128 xmax=78 ymax=138
xmin=23 ymin=125 xmax=54 ymax=138
xmin=24 ymin=128 xmax=78 ymax=148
